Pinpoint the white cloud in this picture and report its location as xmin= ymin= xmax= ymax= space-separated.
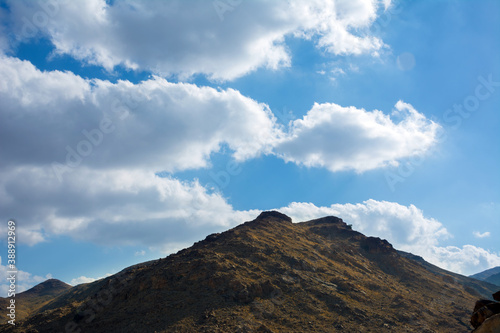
xmin=274 ymin=100 xmax=440 ymax=172
xmin=0 ymin=166 xmax=260 ymax=247
xmin=4 ymin=0 xmax=389 ymax=80
xmin=430 ymin=245 xmax=500 ymax=276
xmin=281 ymin=200 xmax=450 ymax=250
xmin=0 ymin=56 xmax=443 ymax=255
xmin=0 ymin=55 xmax=281 ymax=173
xmin=0 ymin=256 xmax=52 ymax=297
xmin=70 ymin=274 xmax=111 ymax=286
xmin=0 ymin=56 xmax=441 ymax=179
xmin=473 ymin=231 xmax=491 ymax=238
xmin=279 ymin=200 xmax=500 ymax=275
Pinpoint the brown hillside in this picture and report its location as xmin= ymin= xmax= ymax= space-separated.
xmin=3 ymin=211 xmax=498 ymax=332
xmin=0 ymin=278 xmax=72 ymax=322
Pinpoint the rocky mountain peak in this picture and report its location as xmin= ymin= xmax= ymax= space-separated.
xmin=255 ymin=210 xmax=292 ymax=223
xmin=20 ymin=279 xmax=71 ymax=297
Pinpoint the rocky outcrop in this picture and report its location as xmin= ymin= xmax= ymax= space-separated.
xmin=255 ymin=210 xmax=292 ymax=223
xmin=473 ymin=314 xmax=500 ymax=333
xmin=361 ymin=236 xmax=395 ymax=254
xmin=471 ymin=291 xmax=500 ymax=332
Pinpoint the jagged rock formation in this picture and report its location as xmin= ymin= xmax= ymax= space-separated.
xmin=470 ymin=291 xmax=500 ymax=332
xmin=2 ymin=212 xmax=499 ymax=332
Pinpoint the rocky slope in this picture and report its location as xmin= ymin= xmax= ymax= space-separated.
xmin=0 ymin=279 xmax=71 ymax=321
xmin=3 ymin=211 xmax=499 ymax=332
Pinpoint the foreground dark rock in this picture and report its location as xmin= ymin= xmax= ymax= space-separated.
xmin=2 ymin=212 xmax=499 ymax=332
xmin=471 ymin=291 xmax=500 ymax=332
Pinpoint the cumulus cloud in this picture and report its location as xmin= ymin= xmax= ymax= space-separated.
xmin=0 ymin=256 xmax=52 ymax=296
xmin=280 ymin=200 xmax=500 ymax=275
xmin=3 ymin=0 xmax=389 ymax=80
xmin=0 ymin=55 xmax=281 ymax=173
xmin=0 ymin=55 xmax=269 ymax=249
xmin=0 ymin=56 xmax=441 ymax=178
xmin=281 ymin=200 xmax=450 ymax=251
xmin=430 ymin=245 xmax=500 ymax=276
xmin=0 ymin=55 xmax=443 ymax=255
xmin=274 ymin=101 xmax=440 ymax=172
xmin=0 ymin=166 xmax=260 ymax=247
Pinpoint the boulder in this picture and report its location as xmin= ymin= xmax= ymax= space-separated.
xmin=472 ymin=313 xmax=500 ymax=333
xmin=475 ymin=300 xmax=499 ymax=313
xmin=471 ymin=302 xmax=500 ymax=328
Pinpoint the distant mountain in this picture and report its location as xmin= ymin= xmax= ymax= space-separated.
xmin=2 ymin=211 xmax=499 ymax=332
xmin=485 ymin=272 xmax=500 ymax=287
xmin=470 ymin=266 xmax=500 ymax=281
xmin=0 ymin=278 xmax=71 ymax=321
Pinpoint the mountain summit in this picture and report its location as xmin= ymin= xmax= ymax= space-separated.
xmin=4 ymin=212 xmax=498 ymax=332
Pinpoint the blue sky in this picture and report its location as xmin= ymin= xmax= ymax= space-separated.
xmin=0 ymin=0 xmax=499 ymax=294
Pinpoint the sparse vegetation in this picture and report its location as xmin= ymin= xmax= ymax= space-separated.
xmin=2 ymin=212 xmax=498 ymax=332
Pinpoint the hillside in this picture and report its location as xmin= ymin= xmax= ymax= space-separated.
xmin=3 ymin=211 xmax=498 ymax=332
xmin=0 ymin=279 xmax=72 ymax=321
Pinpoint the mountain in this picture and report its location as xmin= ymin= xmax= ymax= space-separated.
xmin=0 ymin=279 xmax=72 ymax=321
xmin=2 ymin=211 xmax=499 ymax=333
xmin=470 ymin=266 xmax=500 ymax=287
xmin=470 ymin=266 xmax=500 ymax=281
xmin=485 ymin=272 xmax=500 ymax=287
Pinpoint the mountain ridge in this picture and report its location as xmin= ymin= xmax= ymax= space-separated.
xmin=3 ymin=212 xmax=498 ymax=332
xmin=471 ymin=266 xmax=500 ymax=287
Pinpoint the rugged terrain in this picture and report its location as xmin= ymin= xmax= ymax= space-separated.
xmin=2 ymin=211 xmax=499 ymax=332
